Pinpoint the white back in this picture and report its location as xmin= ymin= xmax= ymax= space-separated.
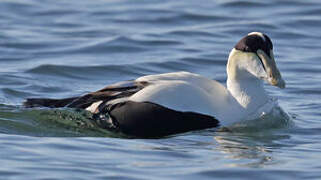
xmin=130 ymin=71 xmax=245 ymax=124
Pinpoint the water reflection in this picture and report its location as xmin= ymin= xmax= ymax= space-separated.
xmin=214 ymin=128 xmax=291 ymax=168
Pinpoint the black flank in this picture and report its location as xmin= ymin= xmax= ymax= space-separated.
xmin=103 ymin=101 xmax=219 ymax=138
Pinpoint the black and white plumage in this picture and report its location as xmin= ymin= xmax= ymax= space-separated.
xmin=24 ymin=32 xmax=285 ymax=137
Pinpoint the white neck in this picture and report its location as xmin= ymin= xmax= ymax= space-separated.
xmin=226 ymin=49 xmax=269 ymax=115
xmin=227 ymin=77 xmax=268 ymax=111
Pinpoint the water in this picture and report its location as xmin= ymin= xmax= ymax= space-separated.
xmin=1 ymin=0 xmax=321 ymax=179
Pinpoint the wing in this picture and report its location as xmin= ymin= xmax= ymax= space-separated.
xmin=24 ymin=80 xmax=149 ymax=109
xmin=67 ymin=81 xmax=148 ymax=109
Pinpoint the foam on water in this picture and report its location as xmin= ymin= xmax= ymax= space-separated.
xmin=228 ymin=104 xmax=293 ymax=133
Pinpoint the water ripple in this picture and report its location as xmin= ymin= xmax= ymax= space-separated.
xmin=1 ymin=0 xmax=321 ymax=179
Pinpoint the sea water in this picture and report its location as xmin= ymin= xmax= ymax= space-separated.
xmin=1 ymin=0 xmax=321 ymax=179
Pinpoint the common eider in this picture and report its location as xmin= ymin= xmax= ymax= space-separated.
xmin=24 ymin=32 xmax=285 ymax=137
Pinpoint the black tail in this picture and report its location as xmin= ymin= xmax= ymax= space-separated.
xmin=24 ymin=97 xmax=79 ymax=108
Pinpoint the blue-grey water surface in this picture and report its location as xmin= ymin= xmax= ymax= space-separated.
xmin=1 ymin=0 xmax=321 ymax=179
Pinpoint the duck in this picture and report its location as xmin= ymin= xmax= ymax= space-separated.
xmin=24 ymin=32 xmax=285 ymax=138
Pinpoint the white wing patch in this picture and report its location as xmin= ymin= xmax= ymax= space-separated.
xmin=86 ymin=100 xmax=103 ymax=113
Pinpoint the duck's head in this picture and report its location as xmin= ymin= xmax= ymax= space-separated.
xmin=227 ymin=32 xmax=285 ymax=89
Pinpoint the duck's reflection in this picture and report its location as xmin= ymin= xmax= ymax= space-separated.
xmin=214 ymin=129 xmax=291 ymax=168
xmin=214 ymin=106 xmax=293 ymax=167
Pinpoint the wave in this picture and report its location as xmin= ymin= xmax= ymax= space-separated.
xmin=227 ymin=105 xmax=293 ymax=134
xmin=0 ymin=105 xmax=121 ymax=137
